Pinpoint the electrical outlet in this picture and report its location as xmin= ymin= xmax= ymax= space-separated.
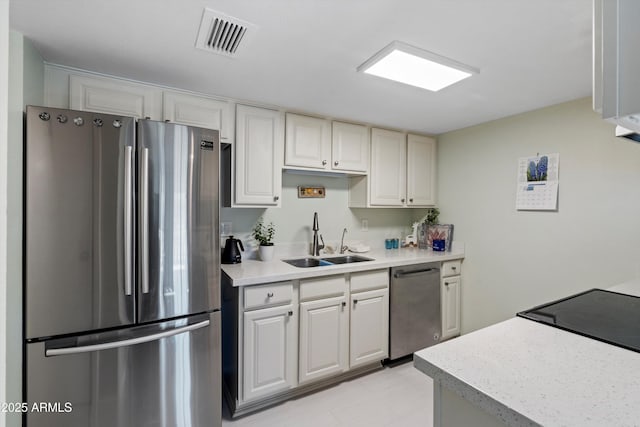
xmin=361 ymin=219 xmax=368 ymax=231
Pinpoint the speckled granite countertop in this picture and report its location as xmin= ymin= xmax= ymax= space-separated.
xmin=414 ymin=280 xmax=640 ymax=427
xmin=221 ymin=245 xmax=464 ymax=287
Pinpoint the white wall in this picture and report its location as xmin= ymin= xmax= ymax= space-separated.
xmin=438 ymin=98 xmax=640 ymax=333
xmin=0 ymin=1 xmax=9 ymax=425
xmin=221 ymin=173 xmax=424 ymax=257
xmin=5 ymin=31 xmax=43 ymax=426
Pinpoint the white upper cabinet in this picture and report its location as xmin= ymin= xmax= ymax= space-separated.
xmin=407 ymin=134 xmax=437 ymax=206
xmin=234 ymin=105 xmax=283 ymax=207
xmin=331 ymin=121 xmax=369 ymax=173
xmin=350 ymin=129 xmax=437 ymax=208
xmin=369 ymin=128 xmax=407 ymax=206
xmin=285 ymin=113 xmax=331 ymax=170
xmin=163 ymin=91 xmax=233 ymax=142
xmin=69 ymin=74 xmax=162 ymax=120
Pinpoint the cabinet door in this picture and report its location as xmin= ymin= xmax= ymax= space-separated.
xmin=331 ymin=121 xmax=369 ymax=173
xmin=234 ymin=105 xmax=283 ymax=206
xmin=369 ymin=128 xmax=406 ymax=206
xmin=407 ymin=134 xmax=437 ymax=206
xmin=441 ymin=276 xmax=461 ymax=340
xmin=285 ymin=113 xmax=331 ymax=170
xmin=350 ymin=288 xmax=389 ymax=368
xmin=69 ymin=74 xmax=162 ymax=120
xmin=163 ymin=91 xmax=233 ymax=142
xmin=243 ymin=304 xmax=296 ymax=401
xmin=299 ymin=295 xmax=348 ymax=384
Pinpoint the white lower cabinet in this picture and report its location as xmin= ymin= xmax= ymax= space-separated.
xmin=243 ymin=303 xmax=297 ymax=401
xmin=299 ymin=295 xmax=349 ymax=384
xmin=227 ymin=270 xmax=389 ymax=416
xmin=441 ymin=260 xmax=462 ymax=340
xmin=350 ymin=288 xmax=389 ymax=367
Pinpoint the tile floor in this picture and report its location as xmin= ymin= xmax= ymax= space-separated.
xmin=222 ymin=359 xmax=434 ymax=427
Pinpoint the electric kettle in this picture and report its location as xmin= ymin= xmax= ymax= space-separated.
xmin=222 ymin=236 xmax=244 ymax=264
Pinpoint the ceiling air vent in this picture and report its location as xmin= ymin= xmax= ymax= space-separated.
xmin=195 ymin=9 xmax=256 ymax=58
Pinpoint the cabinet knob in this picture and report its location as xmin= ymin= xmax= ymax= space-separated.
xmin=401 ymin=198 xmax=405 ymax=203
xmin=274 ymin=195 xmax=280 ymax=202
xmin=452 ymin=266 xmax=457 ymax=270
xmin=288 ymin=310 xmax=293 ymax=316
xmin=444 ymin=282 xmax=449 ymax=287
xmin=334 ymin=161 xmax=339 ymax=166
xmin=409 ymin=198 xmax=414 ymax=203
xmin=267 ymin=292 xmax=274 ymax=298
xmin=353 ymin=299 xmax=358 ymax=305
xmin=342 ymin=301 xmax=346 ymax=307
xmin=322 ymin=160 xmax=327 ymax=166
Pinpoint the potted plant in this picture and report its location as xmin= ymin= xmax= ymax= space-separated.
xmin=252 ymin=217 xmax=276 ymax=261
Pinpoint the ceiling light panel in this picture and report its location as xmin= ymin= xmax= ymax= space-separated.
xmin=358 ymin=41 xmax=479 ymax=92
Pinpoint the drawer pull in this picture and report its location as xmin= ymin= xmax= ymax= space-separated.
xmin=452 ymin=266 xmax=457 ymax=270
xmin=288 ymin=311 xmax=293 ymax=316
xmin=267 ymin=292 xmax=274 ymax=298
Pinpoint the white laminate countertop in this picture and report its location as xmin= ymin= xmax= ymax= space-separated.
xmin=221 ymin=245 xmax=465 ymax=286
xmin=414 ymin=280 xmax=640 ymax=427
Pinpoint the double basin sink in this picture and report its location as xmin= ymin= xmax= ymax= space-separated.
xmin=283 ymin=255 xmax=373 ymax=268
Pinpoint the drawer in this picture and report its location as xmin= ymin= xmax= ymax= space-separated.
xmin=244 ymin=282 xmax=293 ymax=310
xmin=350 ymin=269 xmax=388 ymax=293
xmin=442 ymin=260 xmax=462 ymax=277
xmin=299 ymin=275 xmax=346 ymax=301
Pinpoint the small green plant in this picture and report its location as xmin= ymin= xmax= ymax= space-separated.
xmin=421 ymin=207 xmax=440 ymax=225
xmin=252 ymin=217 xmax=275 ymax=246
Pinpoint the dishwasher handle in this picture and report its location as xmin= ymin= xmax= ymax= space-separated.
xmin=393 ymin=267 xmax=440 ymax=279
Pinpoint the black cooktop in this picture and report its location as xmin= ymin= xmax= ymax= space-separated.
xmin=517 ymin=289 xmax=640 ymax=353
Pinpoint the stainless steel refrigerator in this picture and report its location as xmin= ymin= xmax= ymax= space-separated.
xmin=24 ymin=106 xmax=221 ymax=427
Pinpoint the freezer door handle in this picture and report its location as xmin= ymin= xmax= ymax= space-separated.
xmin=124 ymin=146 xmax=133 ymax=296
xmin=45 ymin=319 xmax=210 ymax=357
xmin=140 ymin=147 xmax=150 ymax=294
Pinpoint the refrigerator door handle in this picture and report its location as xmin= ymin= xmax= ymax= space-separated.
xmin=124 ymin=146 xmax=133 ymax=296
xmin=45 ymin=319 xmax=210 ymax=357
xmin=140 ymin=147 xmax=150 ymax=294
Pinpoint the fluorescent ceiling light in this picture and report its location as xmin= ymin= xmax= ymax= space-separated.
xmin=357 ymin=41 xmax=478 ymax=92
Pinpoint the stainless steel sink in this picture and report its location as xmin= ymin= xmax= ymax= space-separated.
xmin=320 ymin=255 xmax=373 ymax=264
xmin=283 ymin=257 xmax=333 ymax=268
xmin=283 ymin=255 xmax=373 ymax=268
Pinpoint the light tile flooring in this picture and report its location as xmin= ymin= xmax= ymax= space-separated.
xmin=222 ymin=360 xmax=434 ymax=427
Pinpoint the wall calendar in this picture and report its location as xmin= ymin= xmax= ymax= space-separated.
xmin=516 ymin=153 xmax=559 ymax=211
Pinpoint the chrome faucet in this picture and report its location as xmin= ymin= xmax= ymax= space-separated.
xmin=340 ymin=228 xmax=348 ymax=254
xmin=311 ymin=212 xmax=325 ymax=256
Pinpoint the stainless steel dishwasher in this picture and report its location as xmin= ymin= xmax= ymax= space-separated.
xmin=389 ymin=262 xmax=441 ymax=360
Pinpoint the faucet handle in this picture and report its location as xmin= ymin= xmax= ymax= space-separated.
xmin=319 ymin=234 xmax=325 ymax=250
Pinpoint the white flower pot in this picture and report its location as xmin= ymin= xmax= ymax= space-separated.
xmin=258 ymin=244 xmax=275 ymax=261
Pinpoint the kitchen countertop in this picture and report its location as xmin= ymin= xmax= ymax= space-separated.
xmin=221 ymin=244 xmax=465 ymax=286
xmin=414 ymin=279 xmax=640 ymax=427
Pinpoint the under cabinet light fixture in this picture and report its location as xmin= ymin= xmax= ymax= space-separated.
xmin=357 ymin=41 xmax=479 ymax=92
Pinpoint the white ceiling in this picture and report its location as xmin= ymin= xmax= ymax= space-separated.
xmin=9 ymin=0 xmax=593 ymax=135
